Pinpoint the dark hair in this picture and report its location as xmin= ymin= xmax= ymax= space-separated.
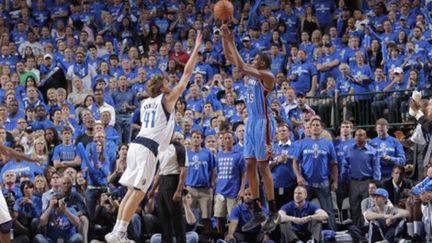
xmin=13 ymin=144 xmax=24 ymax=151
xmin=20 ymin=181 xmax=34 ymax=195
xmin=191 ymin=130 xmax=203 ymax=138
xmin=258 ymin=52 xmax=271 ymax=69
xmin=61 ymin=126 xmax=73 ymax=134
xmin=45 ymin=127 xmax=60 ymax=146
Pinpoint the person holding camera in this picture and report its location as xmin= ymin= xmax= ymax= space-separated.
xmin=35 ymin=190 xmax=83 ymax=243
xmin=15 ymin=181 xmax=42 ymax=239
xmin=61 ymin=175 xmax=89 ymax=243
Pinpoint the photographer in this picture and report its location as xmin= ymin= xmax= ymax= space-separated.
xmin=61 ymin=175 xmax=89 ymax=243
xmin=35 ymin=191 xmax=83 ymax=243
xmin=15 ymin=181 xmax=41 ymax=239
xmin=93 ymin=192 xmax=141 ymax=242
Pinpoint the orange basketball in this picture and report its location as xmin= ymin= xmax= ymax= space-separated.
xmin=213 ymin=0 xmax=234 ymax=21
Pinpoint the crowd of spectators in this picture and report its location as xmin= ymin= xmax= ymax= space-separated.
xmin=0 ymin=0 xmax=432 ymax=242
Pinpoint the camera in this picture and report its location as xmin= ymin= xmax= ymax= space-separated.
xmin=4 ymin=192 xmax=15 ymax=212
xmin=106 ymin=192 xmax=117 ymax=200
xmin=182 ymin=189 xmax=189 ymax=195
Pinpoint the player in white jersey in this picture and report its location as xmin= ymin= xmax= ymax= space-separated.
xmin=105 ymin=31 xmax=202 ymax=243
xmin=0 ymin=144 xmax=38 ymax=243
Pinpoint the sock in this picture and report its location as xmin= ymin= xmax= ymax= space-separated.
xmin=253 ymin=199 xmax=262 ymax=213
xmin=268 ymin=200 xmax=277 ymax=214
xmin=116 ymin=220 xmax=129 ymax=234
xmin=407 ymin=222 xmax=414 ymax=237
xmin=112 ymin=220 xmax=121 ymax=232
xmin=414 ymin=221 xmax=422 ymax=235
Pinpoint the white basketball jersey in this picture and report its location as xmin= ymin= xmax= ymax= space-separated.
xmin=137 ymin=94 xmax=175 ymax=151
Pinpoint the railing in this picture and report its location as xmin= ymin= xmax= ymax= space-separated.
xmin=304 ymin=89 xmax=429 ymax=130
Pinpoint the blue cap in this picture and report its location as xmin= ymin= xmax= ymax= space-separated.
xmin=371 ymin=188 xmax=389 ymax=199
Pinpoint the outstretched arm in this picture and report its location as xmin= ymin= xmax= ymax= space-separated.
xmin=220 ymin=24 xmax=274 ymax=90
xmin=164 ymin=31 xmax=202 ymax=112
xmin=0 ymin=144 xmax=38 ymax=163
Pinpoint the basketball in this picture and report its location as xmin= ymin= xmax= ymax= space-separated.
xmin=213 ymin=0 xmax=234 ymax=21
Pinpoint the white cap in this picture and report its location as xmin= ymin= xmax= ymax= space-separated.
xmin=43 ymin=53 xmax=53 ymax=60
xmin=393 ymin=67 xmax=403 ymax=74
xmin=411 ymin=90 xmax=422 ymax=103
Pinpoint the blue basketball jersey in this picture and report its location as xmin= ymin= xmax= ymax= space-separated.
xmin=245 ymin=77 xmax=272 ymax=118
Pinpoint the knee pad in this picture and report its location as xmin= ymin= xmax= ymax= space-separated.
xmin=0 ymin=220 xmax=12 ymax=233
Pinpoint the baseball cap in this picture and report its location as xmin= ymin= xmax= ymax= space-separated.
xmin=43 ymin=53 xmax=53 ymax=60
xmin=235 ymin=99 xmax=245 ymax=105
xmin=399 ymin=16 xmax=406 ymax=21
xmin=323 ymin=43 xmax=332 ymax=48
xmin=213 ymin=28 xmax=220 ymax=34
xmin=296 ymin=92 xmax=306 ymax=98
xmin=393 ymin=67 xmax=403 ymax=74
xmin=371 ymin=188 xmax=389 ymax=199
xmin=242 ymin=35 xmax=251 ymax=42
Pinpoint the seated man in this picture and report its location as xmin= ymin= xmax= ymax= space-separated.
xmin=382 ymin=165 xmax=412 ymax=208
xmin=364 ymin=188 xmax=409 ymax=243
xmin=224 ymin=188 xmax=270 ymax=243
xmin=349 ymin=181 xmax=384 ymax=243
xmin=278 ymin=186 xmax=328 ymax=243
xmin=35 ymin=181 xmax=83 ymax=243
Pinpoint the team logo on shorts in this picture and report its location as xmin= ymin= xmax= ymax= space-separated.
xmin=140 ymin=178 xmax=146 ymax=187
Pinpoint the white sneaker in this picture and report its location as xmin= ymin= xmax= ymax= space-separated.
xmin=119 ymin=234 xmax=135 ymax=243
xmin=105 ymin=232 xmax=121 ymax=243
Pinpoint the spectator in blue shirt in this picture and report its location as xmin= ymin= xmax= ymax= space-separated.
xmin=15 ymin=180 xmax=42 ymax=234
xmin=185 ymin=130 xmax=216 ymax=233
xmin=52 ymin=126 xmax=82 ymax=171
xmin=287 ymin=49 xmax=318 ymax=96
xmin=369 ymin=118 xmax=406 ymax=179
xmin=271 ymin=123 xmax=297 ymax=209
xmin=223 ymin=188 xmax=269 ymax=243
xmin=239 ymin=35 xmax=260 ymax=64
xmin=214 ymin=131 xmax=246 ymax=234
xmin=277 ymin=186 xmax=328 ymax=243
xmin=293 ymin=118 xmax=338 ymax=230
xmin=35 ymin=185 xmax=83 ymax=243
xmin=112 ymin=75 xmax=135 ymax=144
xmin=341 ymin=128 xmax=380 ymax=226
xmin=0 ymin=145 xmax=43 ymax=183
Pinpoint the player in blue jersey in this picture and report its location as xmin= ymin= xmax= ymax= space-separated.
xmin=221 ymin=24 xmax=278 ymax=232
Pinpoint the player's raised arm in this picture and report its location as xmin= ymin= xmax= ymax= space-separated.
xmin=165 ymin=31 xmax=203 ymax=111
xmin=220 ymin=25 xmax=274 ymax=90
xmin=0 ymin=143 xmax=38 ymax=163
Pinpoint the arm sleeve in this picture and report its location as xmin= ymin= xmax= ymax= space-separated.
xmin=172 ymin=142 xmax=186 ymax=167
xmin=328 ymin=142 xmax=338 ymax=164
xmin=373 ymin=149 xmax=381 ymax=181
xmin=390 ymin=140 xmax=406 ymax=166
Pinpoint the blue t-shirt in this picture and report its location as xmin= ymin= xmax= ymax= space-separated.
xmin=229 ymin=203 xmax=267 ymax=234
xmin=185 ymin=148 xmax=215 ymax=188
xmin=46 ymin=207 xmax=78 ymax=241
xmin=215 ymin=151 xmax=245 ymax=198
xmin=271 ymin=141 xmax=297 ymax=188
xmin=0 ymin=160 xmax=44 ymax=183
xmin=288 ymin=62 xmax=317 ymax=94
xmin=52 ymin=144 xmax=79 ymax=164
xmin=294 ymin=138 xmax=337 ymax=186
xmin=369 ymin=135 xmax=406 ymax=178
xmin=281 ymin=201 xmax=320 ymax=232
